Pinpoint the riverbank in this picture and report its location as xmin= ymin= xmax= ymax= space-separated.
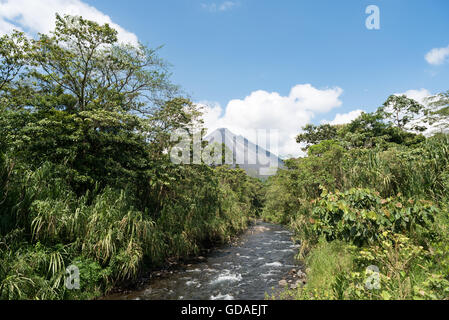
xmin=100 ymin=219 xmax=259 ymax=298
xmin=261 ymin=133 xmax=449 ymax=300
xmin=103 ymin=221 xmax=301 ymax=300
xmin=0 ymin=162 xmax=264 ymax=300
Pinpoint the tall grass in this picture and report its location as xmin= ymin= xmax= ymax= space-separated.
xmin=264 ymin=134 xmax=449 ymax=300
xmin=343 ymin=134 xmax=449 ymax=199
xmin=0 ymin=162 xmax=260 ymax=300
xmin=277 ymin=240 xmax=354 ymax=300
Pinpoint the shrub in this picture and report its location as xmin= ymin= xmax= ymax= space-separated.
xmin=310 ymin=188 xmax=438 ymax=246
xmin=276 ymin=239 xmax=355 ymax=300
xmin=332 ymin=232 xmax=449 ymax=300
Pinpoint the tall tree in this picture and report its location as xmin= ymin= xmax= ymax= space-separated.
xmin=377 ymin=95 xmax=427 ymax=132
xmin=296 ymin=124 xmax=338 ymax=151
xmin=1 ymin=14 xmax=199 ymax=194
xmin=31 ymin=14 xmax=177 ymax=114
xmin=0 ymin=31 xmax=30 ymax=92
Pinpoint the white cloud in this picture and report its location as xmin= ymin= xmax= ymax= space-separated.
xmin=399 ymin=88 xmax=432 ymax=106
xmin=425 ymin=45 xmax=449 ymax=65
xmin=0 ymin=0 xmax=138 ymax=44
xmin=201 ymin=84 xmax=344 ymax=158
xmin=202 ymin=1 xmax=238 ymax=12
xmin=324 ymin=109 xmax=364 ymax=125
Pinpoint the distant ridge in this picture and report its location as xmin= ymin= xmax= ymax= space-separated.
xmin=205 ymin=128 xmax=284 ymax=178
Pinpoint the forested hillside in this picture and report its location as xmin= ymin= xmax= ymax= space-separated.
xmin=0 ymin=15 xmax=263 ymax=300
xmin=263 ymin=95 xmax=449 ymax=299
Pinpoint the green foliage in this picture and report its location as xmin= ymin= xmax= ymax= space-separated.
xmin=292 ymin=240 xmax=354 ymax=300
xmin=265 ymin=94 xmax=449 ymax=300
xmin=261 ymin=172 xmax=299 ymax=225
xmin=0 ymin=31 xmax=30 ymax=92
xmin=279 ymin=230 xmax=449 ymax=300
xmin=31 ymin=14 xmax=176 ymax=114
xmin=310 ymin=188 xmax=437 ymax=246
xmin=296 ymin=124 xmax=338 ymax=151
xmin=324 ymin=231 xmax=449 ymax=300
xmin=1 ymin=11 xmax=448 ymax=301
xmin=0 ymin=161 xmax=260 ymax=299
xmin=64 ymin=257 xmax=110 ymax=300
xmin=0 ymin=15 xmax=263 ymax=300
xmin=377 ymin=95 xmax=426 ymax=131
xmin=0 ymin=14 xmax=192 ymax=195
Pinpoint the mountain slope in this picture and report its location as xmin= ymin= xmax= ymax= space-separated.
xmin=205 ymin=128 xmax=284 ymax=178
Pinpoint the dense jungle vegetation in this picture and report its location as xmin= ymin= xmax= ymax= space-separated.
xmin=263 ymin=94 xmax=449 ymax=299
xmin=1 ymin=14 xmax=448 ymax=301
xmin=0 ymin=15 xmax=264 ymax=300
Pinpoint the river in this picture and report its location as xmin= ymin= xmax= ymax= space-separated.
xmin=106 ymin=221 xmax=301 ymax=300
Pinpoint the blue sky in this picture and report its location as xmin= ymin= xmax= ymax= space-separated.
xmin=87 ymin=0 xmax=449 ymax=112
xmin=0 ymin=0 xmax=448 ymax=156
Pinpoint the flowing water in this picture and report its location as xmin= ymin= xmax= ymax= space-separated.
xmin=107 ymin=221 xmax=300 ymax=300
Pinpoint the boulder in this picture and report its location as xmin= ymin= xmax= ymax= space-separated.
xmin=279 ymin=280 xmax=288 ymax=287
